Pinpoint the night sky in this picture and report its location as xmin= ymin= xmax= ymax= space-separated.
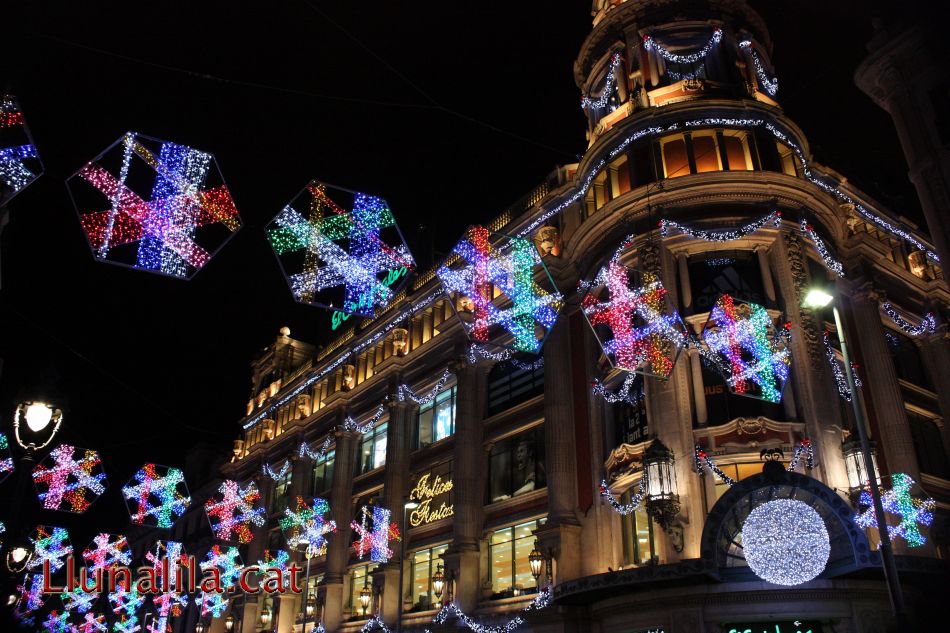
xmin=0 ymin=0 xmax=917 ymax=510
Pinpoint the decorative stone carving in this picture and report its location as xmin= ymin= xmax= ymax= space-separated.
xmin=736 ymin=416 xmax=768 ymax=435
xmin=392 ymin=328 xmax=409 ymax=356
xmin=534 ymin=225 xmax=561 ymax=257
xmin=342 ymin=364 xmax=356 ymax=390
xmin=783 ymin=229 xmax=822 ymax=367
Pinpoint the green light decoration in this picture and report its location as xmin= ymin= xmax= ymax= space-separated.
xmin=854 ymin=473 xmax=934 ymax=548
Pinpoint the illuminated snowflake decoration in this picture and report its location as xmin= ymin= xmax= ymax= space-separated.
xmin=67 ymin=132 xmax=241 ymax=279
xmin=61 ymin=586 xmax=97 ymax=613
xmin=108 ymin=585 xmax=146 ymax=620
xmin=72 ymin=612 xmax=107 ymax=633
xmin=82 ymin=533 xmax=131 ymax=576
xmin=854 ymin=473 xmax=935 ymax=548
xmin=741 ymin=499 xmax=829 ymax=586
xmin=14 ymin=574 xmax=46 ymax=615
xmin=280 ymin=496 xmax=336 ymax=553
xmin=438 ymin=225 xmax=563 ymax=353
xmin=268 ymin=180 xmax=415 ymax=316
xmin=31 ymin=444 xmax=107 ymax=514
xmin=204 ymin=479 xmax=266 ymax=543
xmin=257 ymin=549 xmax=292 ymax=586
xmin=113 ymin=616 xmax=141 ymax=633
xmin=581 ymin=241 xmax=687 ymax=378
xmin=198 ymin=590 xmax=229 ymax=619
xmin=0 ymin=95 xmax=43 ymax=205
xmin=701 ymin=295 xmax=791 ymax=403
xmin=121 ymin=463 xmax=191 ymax=528
xmin=0 ymin=431 xmax=14 ymax=484
xmin=351 ymin=505 xmax=400 ymax=563
xmin=42 ymin=610 xmax=72 ymax=633
xmin=27 ymin=525 xmax=73 ymax=572
xmin=200 ymin=544 xmax=244 ymax=589
xmin=145 ymin=541 xmax=189 ymax=633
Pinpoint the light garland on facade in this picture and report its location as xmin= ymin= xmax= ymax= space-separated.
xmin=263 ymin=460 xmax=291 ymax=482
xmin=343 ymin=403 xmax=387 ymax=434
xmin=427 ymin=585 xmax=552 ymax=633
xmin=466 ymin=344 xmax=546 ymax=371
xmin=702 ymin=295 xmax=791 ymax=403
xmin=706 ymin=257 xmax=735 ymax=267
xmin=643 ymin=29 xmax=722 ymax=64
xmin=439 ymin=226 xmax=562 ymax=353
xmin=823 ymin=330 xmax=862 ymax=401
xmin=70 ymin=133 xmax=241 ymax=279
xmin=300 ymin=436 xmax=334 ymax=463
xmin=693 ymin=446 xmax=737 ymax=486
xmin=800 ymin=220 xmax=844 ymax=277
xmin=591 ymin=373 xmax=643 ymax=405
xmin=0 ymin=95 xmax=42 ymax=199
xmin=351 ymin=505 xmax=400 ymax=563
xmin=360 ymin=616 xmax=393 ymax=633
xmin=31 ymin=444 xmax=108 ymax=514
xmin=741 ymin=498 xmax=830 ymax=586
xmin=581 ymin=52 xmax=623 ymax=110
xmin=786 ymin=439 xmax=815 ymax=472
xmin=280 ymin=496 xmax=336 ymax=552
xmin=121 ymin=463 xmax=191 ymax=528
xmin=397 ymin=368 xmax=452 ymax=404
xmin=0 ymin=431 xmax=14 ymax=482
xmin=82 ymin=533 xmax=131 ymax=575
xmin=738 ymin=41 xmax=778 ymax=96
xmin=880 ymin=302 xmax=937 ymax=336
xmin=268 ymin=182 xmax=415 ymax=315
xmin=660 ymin=210 xmax=781 ymax=242
xmin=854 ymin=473 xmax=935 ymax=548
xmin=27 ymin=525 xmax=73 ymax=572
xmin=205 ymin=479 xmax=267 ymax=544
xmin=600 ymin=476 xmax=646 ymax=515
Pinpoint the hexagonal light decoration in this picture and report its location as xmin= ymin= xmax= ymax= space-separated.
xmin=0 ymin=94 xmax=44 ymax=206
xmin=27 ymin=525 xmax=73 ymax=573
xmin=267 ymin=180 xmax=415 ymax=317
xmin=0 ymin=432 xmax=14 ymax=485
xmin=31 ymin=444 xmax=108 ymax=514
xmin=121 ymin=463 xmax=191 ymax=528
xmin=437 ymin=225 xmax=563 ymax=354
xmin=581 ymin=240 xmax=687 ymax=379
xmin=67 ymin=132 xmax=242 ymax=279
xmin=701 ymin=294 xmax=791 ymax=403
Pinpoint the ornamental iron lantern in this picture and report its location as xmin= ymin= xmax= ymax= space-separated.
xmin=259 ymin=605 xmax=272 ymax=627
xmin=14 ymin=401 xmax=64 ymax=451
xmin=359 ymin=581 xmax=372 ymax=616
xmin=843 ymin=439 xmax=880 ymax=496
xmin=431 ymin=563 xmax=445 ymax=599
xmin=305 ymin=592 xmax=316 ymax=617
xmin=644 ymin=438 xmax=680 ymax=532
xmin=224 ymin=613 xmax=235 ymax=632
xmin=528 ymin=543 xmax=544 ymax=582
xmin=195 ymin=621 xmax=206 ymax=633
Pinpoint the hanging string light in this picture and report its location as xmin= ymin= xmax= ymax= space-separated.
xmin=581 ymin=52 xmax=624 ymax=110
xmin=600 ymin=476 xmax=646 ymax=515
xmin=263 ymin=460 xmax=291 ymax=482
xmin=343 ymin=403 xmax=387 ymax=434
xmin=299 ymin=436 xmax=333 ymax=462
xmin=738 ymin=41 xmax=778 ymax=96
xmin=693 ymin=446 xmax=737 ymax=486
xmin=854 ymin=473 xmax=935 ymax=548
xmin=800 ymin=220 xmax=844 ymax=277
xmin=880 ymin=302 xmax=937 ymax=336
xmin=31 ymin=444 xmax=108 ymax=513
xmin=0 ymin=94 xmax=43 ymax=201
xmin=204 ymin=480 xmax=266 ymax=544
xmin=426 ymin=586 xmax=552 ymax=633
xmin=824 ymin=330 xmax=862 ymax=401
xmin=786 ymin=439 xmax=815 ymax=471
xmin=643 ymin=29 xmax=722 ymax=64
xmin=467 ymin=344 xmax=545 ymax=370
xmin=659 ymin=210 xmax=780 ymax=242
xmin=121 ymin=463 xmax=191 ymax=528
xmin=591 ymin=373 xmax=643 ymax=405
xmin=397 ymin=368 xmax=452 ymax=405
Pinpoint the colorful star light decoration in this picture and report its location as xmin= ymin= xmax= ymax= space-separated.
xmin=437 ymin=226 xmax=562 ymax=353
xmin=201 ymin=544 xmax=244 ymax=589
xmin=0 ymin=431 xmax=13 ymax=484
xmin=82 ymin=533 xmax=131 ymax=576
xmin=31 ymin=444 xmax=108 ymax=514
xmin=145 ymin=541 xmax=189 ymax=633
xmin=27 ymin=525 xmax=73 ymax=572
xmin=0 ymin=95 xmax=43 ymax=205
xmin=14 ymin=574 xmax=46 ymax=616
xmin=108 ymin=586 xmax=146 ymax=633
xmin=280 ymin=496 xmax=337 ymax=553
xmin=854 ymin=473 xmax=935 ymax=548
xmin=42 ymin=610 xmax=72 ymax=633
xmin=257 ymin=549 xmax=292 ymax=586
xmin=72 ymin=613 xmax=108 ymax=633
xmin=268 ymin=181 xmax=415 ymax=316
xmin=204 ymin=479 xmax=266 ymax=543
xmin=68 ymin=132 xmax=241 ymax=279
xmin=581 ymin=240 xmax=688 ymax=378
xmin=199 ymin=590 xmax=230 ymax=619
xmin=351 ymin=505 xmax=400 ymax=563
xmin=701 ymin=295 xmax=791 ymax=403
xmin=121 ymin=463 xmax=191 ymax=528
xmin=61 ymin=586 xmax=98 ymax=613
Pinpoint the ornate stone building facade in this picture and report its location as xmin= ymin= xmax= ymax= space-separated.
xmin=217 ymin=1 xmax=950 ymax=631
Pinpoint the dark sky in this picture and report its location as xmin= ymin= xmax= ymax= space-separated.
xmin=0 ymin=0 xmax=916 ymax=483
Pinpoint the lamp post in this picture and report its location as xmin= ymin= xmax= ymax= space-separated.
xmin=300 ymin=542 xmax=319 ymax=632
xmin=396 ymin=499 xmax=418 ymax=631
xmin=803 ymin=287 xmax=906 ymax=624
xmin=528 ymin=543 xmax=544 ymax=589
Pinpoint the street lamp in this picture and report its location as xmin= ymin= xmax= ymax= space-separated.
xmin=431 ymin=563 xmax=445 ymax=600
xmin=5 ymin=544 xmax=31 ymax=574
xmin=259 ymin=605 xmax=272 ymax=627
xmin=528 ymin=544 xmax=544 ymax=586
xmin=643 ymin=438 xmax=680 ymax=532
xmin=195 ymin=620 xmax=207 ymax=633
xmin=359 ymin=581 xmax=372 ymax=617
xmin=13 ymin=401 xmax=63 ymax=451
xmin=224 ymin=613 xmax=235 ymax=632
xmin=305 ymin=591 xmax=316 ymax=618
xmin=803 ymin=286 xmax=906 ymax=625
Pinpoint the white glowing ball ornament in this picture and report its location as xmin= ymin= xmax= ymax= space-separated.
xmin=741 ymin=498 xmax=830 ymax=586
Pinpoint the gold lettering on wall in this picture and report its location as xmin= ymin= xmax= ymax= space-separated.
xmin=408 ymin=473 xmax=454 ymax=527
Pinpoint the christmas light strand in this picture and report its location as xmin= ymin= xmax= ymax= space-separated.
xmin=397 ymin=368 xmax=452 ymax=404
xmin=0 ymin=95 xmax=42 ymax=200
xmin=121 ymin=463 xmax=191 ymax=528
xmin=581 ymin=52 xmax=623 ymax=110
xmin=343 ymin=403 xmax=387 ymax=434
xmin=738 ymin=41 xmax=778 ymax=96
xmin=205 ymin=479 xmax=266 ymax=543
xmin=82 ymin=533 xmax=131 ymax=575
xmin=591 ymin=373 xmax=643 ymax=405
xmin=854 ymin=473 xmax=935 ymax=548
xmin=263 ymin=460 xmax=291 ymax=482
xmin=427 ymin=585 xmax=552 ymax=633
xmin=800 ymin=220 xmax=844 ymax=277
xmin=466 ymin=344 xmax=545 ymax=371
xmin=299 ymin=436 xmax=333 ymax=462
xmin=659 ymin=210 xmax=780 ymax=242
xmin=0 ymin=431 xmax=14 ymax=483
xmin=787 ymin=439 xmax=814 ymax=471
xmin=280 ymin=496 xmax=336 ymax=553
xmin=31 ymin=444 xmax=107 ymax=514
xmin=27 ymin=525 xmax=73 ymax=572
xmin=693 ymin=446 xmax=737 ymax=486
xmin=643 ymin=29 xmax=722 ymax=64
xmin=361 ymin=616 xmax=393 ymax=633
xmin=351 ymin=505 xmax=400 ymax=563
xmin=880 ymin=302 xmax=937 ymax=337
xmin=824 ymin=331 xmax=862 ymax=401
xmin=600 ymin=476 xmax=646 ymax=515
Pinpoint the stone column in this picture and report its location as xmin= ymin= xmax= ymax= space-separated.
xmin=323 ymin=423 xmax=361 ymax=632
xmin=275 ymin=593 xmax=300 ymax=633
xmin=688 ymin=347 xmax=707 ymax=427
xmin=379 ymin=394 xmax=416 ymax=626
xmin=845 ymin=285 xmax=921 ymax=480
xmin=917 ymin=327 xmax=950 ymax=458
xmin=536 ymin=315 xmax=583 ymax=583
xmin=757 ymin=245 xmax=777 ymax=306
xmin=444 ymin=355 xmax=489 ymax=612
xmin=677 ymin=254 xmax=693 ymax=312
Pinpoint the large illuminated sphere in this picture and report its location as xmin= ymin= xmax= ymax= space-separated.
xmin=741 ymin=498 xmax=829 ymax=585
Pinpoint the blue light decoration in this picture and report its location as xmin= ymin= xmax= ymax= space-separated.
xmin=144 ymin=541 xmax=189 ymax=633
xmin=438 ymin=225 xmax=563 ymax=354
xmin=854 ymin=473 xmax=935 ymax=548
xmin=42 ymin=610 xmax=72 ymax=633
xmin=27 ymin=525 xmax=73 ymax=573
xmin=267 ymin=181 xmax=415 ymax=316
xmin=67 ymin=132 xmax=241 ymax=279
xmin=121 ymin=463 xmax=191 ymax=528
xmin=32 ymin=443 xmax=108 ymax=514
xmin=200 ymin=544 xmax=244 ymax=589
xmin=108 ymin=585 xmax=146 ymax=633
xmin=0 ymin=95 xmax=43 ymax=206
xmin=14 ymin=574 xmax=46 ymax=617
xmin=280 ymin=496 xmax=337 ymax=554
xmin=351 ymin=505 xmax=400 ymax=563
xmin=701 ymin=295 xmax=791 ymax=403
xmin=0 ymin=431 xmax=14 ymax=484
xmin=61 ymin=586 xmax=97 ymax=613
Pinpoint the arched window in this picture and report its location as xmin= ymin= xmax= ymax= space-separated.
xmin=688 ymin=252 xmax=767 ymax=313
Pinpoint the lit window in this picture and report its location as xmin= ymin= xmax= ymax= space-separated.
xmin=405 ymin=544 xmax=448 ymax=611
xmin=662 ymin=136 xmax=689 ymax=178
xmin=416 ymin=385 xmax=457 ymax=448
xmin=269 ymin=467 xmax=293 ymax=514
xmin=489 ymin=519 xmax=545 ymax=596
xmin=722 ymin=131 xmax=752 ymax=170
xmin=620 ymin=491 xmax=655 ymax=566
xmin=691 ymin=133 xmax=721 ymax=173
xmin=360 ymin=423 xmax=388 ymax=474
xmin=312 ymin=449 xmax=335 ymax=497
xmin=348 ymin=563 xmax=376 ymax=616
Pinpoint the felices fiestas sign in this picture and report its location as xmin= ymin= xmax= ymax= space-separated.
xmin=408 ymin=472 xmax=454 ymax=527
xmin=724 ymin=621 xmax=823 ymax=633
xmin=331 ymin=267 xmax=409 ymax=330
